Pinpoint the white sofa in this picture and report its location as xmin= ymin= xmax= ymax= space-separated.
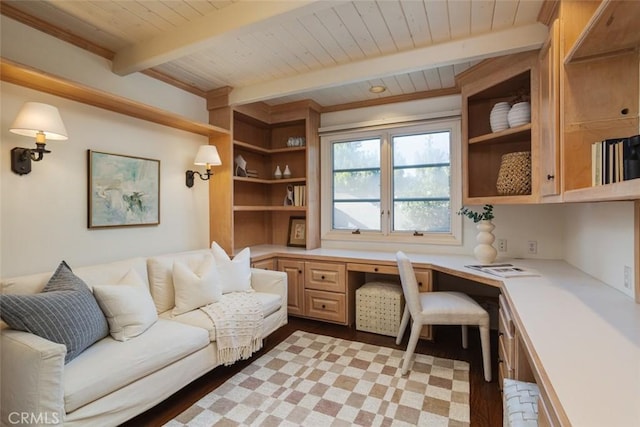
xmin=0 ymin=249 xmax=288 ymax=427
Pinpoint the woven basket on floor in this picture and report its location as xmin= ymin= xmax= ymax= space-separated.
xmin=496 ymin=151 xmax=531 ymax=195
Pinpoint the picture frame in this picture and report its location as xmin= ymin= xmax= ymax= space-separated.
xmin=287 ymin=216 xmax=306 ymax=247
xmin=88 ymin=150 xmax=160 ymax=228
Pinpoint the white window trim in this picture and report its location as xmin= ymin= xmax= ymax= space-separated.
xmin=321 ymin=117 xmax=462 ymax=246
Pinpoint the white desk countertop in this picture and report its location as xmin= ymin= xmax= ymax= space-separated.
xmin=249 ymin=246 xmax=640 ymax=426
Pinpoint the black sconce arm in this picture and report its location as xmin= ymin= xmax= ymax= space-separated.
xmin=185 ymin=169 xmax=213 ymax=188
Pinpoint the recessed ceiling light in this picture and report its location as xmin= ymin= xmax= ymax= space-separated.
xmin=369 ymin=85 xmax=387 ymax=94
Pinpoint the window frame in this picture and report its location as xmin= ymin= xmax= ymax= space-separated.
xmin=321 ymin=118 xmax=462 ymax=246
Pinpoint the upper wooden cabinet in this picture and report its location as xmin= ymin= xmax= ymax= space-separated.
xmin=538 ymin=19 xmax=561 ymax=199
xmin=558 ymin=0 xmax=640 ymax=202
xmin=459 ymin=51 xmax=540 ymax=204
xmin=208 ymin=101 xmax=321 ymax=254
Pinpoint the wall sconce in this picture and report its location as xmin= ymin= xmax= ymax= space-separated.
xmin=185 ymin=145 xmax=222 ymax=188
xmin=9 ymin=102 xmax=68 ymax=175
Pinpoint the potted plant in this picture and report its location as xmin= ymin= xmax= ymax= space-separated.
xmin=458 ymin=205 xmax=497 ymax=264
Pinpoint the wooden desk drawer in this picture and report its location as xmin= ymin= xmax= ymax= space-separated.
xmin=499 ymin=334 xmax=514 ymax=371
xmin=305 ymin=262 xmax=346 ymax=293
xmin=498 ymin=294 xmax=515 ymax=336
xmin=347 ymin=262 xmax=398 ymax=275
xmin=305 ymin=289 xmax=346 ymax=323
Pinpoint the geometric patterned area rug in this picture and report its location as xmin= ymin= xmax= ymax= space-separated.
xmin=165 ymin=330 xmax=470 ymax=427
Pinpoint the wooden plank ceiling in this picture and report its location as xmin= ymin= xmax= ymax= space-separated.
xmin=1 ymin=0 xmax=547 ymax=108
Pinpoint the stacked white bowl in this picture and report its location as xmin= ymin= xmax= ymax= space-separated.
xmin=489 ymin=102 xmax=510 ymax=132
xmin=507 ymin=101 xmax=531 ymax=128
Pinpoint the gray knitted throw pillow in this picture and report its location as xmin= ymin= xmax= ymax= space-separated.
xmin=0 ymin=261 xmax=109 ymax=363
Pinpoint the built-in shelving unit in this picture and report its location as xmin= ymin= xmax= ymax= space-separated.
xmin=208 ymin=102 xmax=320 ymax=253
xmin=558 ymin=0 xmax=639 ymax=202
xmin=459 ymin=51 xmax=539 ymax=204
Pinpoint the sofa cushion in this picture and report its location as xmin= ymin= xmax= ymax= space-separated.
xmin=63 ymin=318 xmax=209 ymax=413
xmin=172 ymin=255 xmax=222 ymax=316
xmin=0 ymin=261 xmax=109 ymax=363
xmin=160 ymin=292 xmax=282 ymax=341
xmin=93 ymin=269 xmax=158 ymax=341
xmin=211 ymin=242 xmax=251 ymax=293
xmin=147 ymin=250 xmax=214 ymax=313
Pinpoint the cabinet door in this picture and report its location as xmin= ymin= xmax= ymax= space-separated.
xmin=539 ymin=19 xmax=561 ymax=197
xmin=277 ymin=259 xmax=304 ymax=316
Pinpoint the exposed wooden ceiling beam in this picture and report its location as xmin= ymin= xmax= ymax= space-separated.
xmin=112 ymin=1 xmax=327 ymax=76
xmin=228 ymin=23 xmax=549 ymax=106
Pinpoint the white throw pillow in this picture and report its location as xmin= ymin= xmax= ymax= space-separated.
xmin=93 ymin=269 xmax=158 ymax=341
xmin=211 ymin=242 xmax=252 ymax=293
xmin=172 ymin=254 xmax=222 ymax=316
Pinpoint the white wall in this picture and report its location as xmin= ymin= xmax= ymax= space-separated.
xmin=563 ymin=202 xmax=636 ymax=299
xmin=1 ymin=83 xmax=211 ymax=278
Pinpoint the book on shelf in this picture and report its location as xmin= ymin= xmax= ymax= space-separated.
xmin=465 ymin=263 xmax=539 ymax=278
xmin=245 ymin=169 xmax=259 ymax=178
xmin=293 ymin=185 xmax=306 ymax=206
xmin=591 ymin=135 xmax=640 ymax=186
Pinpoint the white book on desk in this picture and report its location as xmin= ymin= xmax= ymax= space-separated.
xmin=465 ymin=263 xmax=540 ymax=278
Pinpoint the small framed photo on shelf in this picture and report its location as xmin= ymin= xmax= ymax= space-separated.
xmin=287 ymin=216 xmax=306 ymax=247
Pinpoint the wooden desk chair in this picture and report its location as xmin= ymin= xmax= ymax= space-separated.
xmin=395 ymin=251 xmax=492 ymax=382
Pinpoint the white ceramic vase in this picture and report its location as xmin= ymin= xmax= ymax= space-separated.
xmin=507 ymin=101 xmax=531 ymax=128
xmin=274 ymin=165 xmax=282 ymax=179
xmin=474 ymin=220 xmax=497 ymax=264
xmin=489 ymin=102 xmax=510 ymax=133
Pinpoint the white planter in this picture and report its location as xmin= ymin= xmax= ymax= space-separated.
xmin=474 ymin=220 xmax=498 ymax=264
xmin=489 ymin=102 xmax=510 ymax=133
xmin=507 ymin=101 xmax=531 ymax=128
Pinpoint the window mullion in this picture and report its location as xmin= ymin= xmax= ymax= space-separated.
xmin=381 ymin=133 xmax=391 ymax=235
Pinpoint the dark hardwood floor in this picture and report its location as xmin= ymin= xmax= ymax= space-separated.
xmin=122 ymin=317 xmax=502 ymax=426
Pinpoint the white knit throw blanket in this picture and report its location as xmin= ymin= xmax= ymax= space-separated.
xmin=200 ymin=291 xmax=264 ymax=366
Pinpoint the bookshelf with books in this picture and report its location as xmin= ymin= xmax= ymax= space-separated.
xmin=559 ymin=0 xmax=640 ymax=203
xmin=224 ymin=102 xmax=320 ymax=252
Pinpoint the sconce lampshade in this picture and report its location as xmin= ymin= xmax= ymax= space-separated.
xmin=10 ymin=102 xmax=68 ymax=141
xmin=194 ymin=145 xmax=221 ymax=167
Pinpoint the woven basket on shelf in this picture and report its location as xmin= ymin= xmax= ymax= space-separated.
xmin=496 ymin=151 xmax=531 ymax=195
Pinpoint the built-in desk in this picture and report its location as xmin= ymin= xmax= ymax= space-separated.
xmin=249 ymin=245 xmax=640 ymax=427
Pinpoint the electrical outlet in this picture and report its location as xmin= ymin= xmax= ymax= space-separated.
xmin=497 ymin=239 xmax=507 ymax=252
xmin=624 ymin=266 xmax=632 ymax=289
xmin=527 ymin=240 xmax=538 ymax=254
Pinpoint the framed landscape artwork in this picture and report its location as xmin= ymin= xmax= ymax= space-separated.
xmin=88 ymin=150 xmax=160 ymax=228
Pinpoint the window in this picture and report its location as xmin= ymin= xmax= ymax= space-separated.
xmin=321 ymin=119 xmax=461 ymax=245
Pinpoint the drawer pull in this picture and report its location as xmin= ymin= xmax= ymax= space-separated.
xmin=321 ymin=304 xmax=326 ymax=309
xmin=418 ymin=282 xmax=423 ymax=287
xmin=374 ymin=267 xmax=378 ymax=272
xmin=298 ymin=270 xmax=302 ymax=274
xmin=321 ymin=275 xmax=325 ymax=280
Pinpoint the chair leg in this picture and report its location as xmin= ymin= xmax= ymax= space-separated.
xmin=401 ymin=322 xmax=422 ymax=376
xmin=461 ymin=325 xmax=468 ymax=349
xmin=396 ymin=305 xmax=410 ymax=345
xmin=479 ymin=324 xmax=492 ymax=382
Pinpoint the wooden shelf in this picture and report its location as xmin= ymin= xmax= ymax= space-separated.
xmin=565 ymin=0 xmax=640 ymax=63
xmin=233 ymin=206 xmax=307 ymax=212
xmin=234 ymin=176 xmax=306 ymax=184
xmin=469 ymin=123 xmax=532 ymax=145
xmin=563 ymin=179 xmax=640 ymax=202
xmin=464 ymin=194 xmax=536 ymax=205
xmin=234 ymin=140 xmax=306 ymax=155
xmin=1 ymin=58 xmax=229 ymax=137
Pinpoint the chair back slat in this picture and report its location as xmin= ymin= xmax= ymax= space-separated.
xmin=396 ymin=251 xmax=422 ymax=317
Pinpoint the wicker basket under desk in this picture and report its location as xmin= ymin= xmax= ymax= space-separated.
xmin=355 ymin=282 xmax=404 ymax=337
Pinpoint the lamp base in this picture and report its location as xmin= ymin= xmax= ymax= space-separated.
xmin=11 ymin=147 xmax=31 ymax=175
